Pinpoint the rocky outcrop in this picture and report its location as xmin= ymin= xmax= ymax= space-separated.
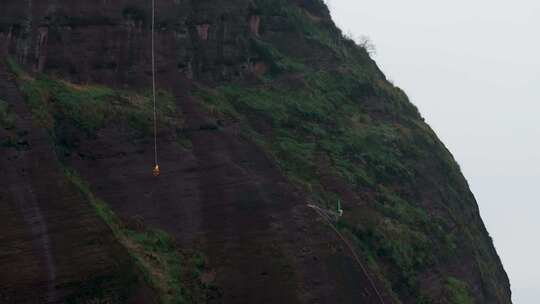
xmin=0 ymin=0 xmax=267 ymax=86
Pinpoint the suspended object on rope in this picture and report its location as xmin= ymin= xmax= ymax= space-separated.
xmin=153 ymin=164 xmax=160 ymax=177
xmin=151 ymin=0 xmax=160 ymax=177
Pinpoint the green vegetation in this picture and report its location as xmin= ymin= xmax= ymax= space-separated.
xmin=445 ymin=277 xmax=474 ymax=304
xmin=195 ymin=67 xmax=422 ymax=197
xmin=16 ymin=75 xmax=177 ymax=136
xmin=195 ymin=68 xmax=443 ymax=297
xmin=65 ymin=168 xmax=210 ymax=304
xmin=338 ymin=186 xmax=460 ymax=301
xmin=6 ymin=57 xmax=26 ymax=78
xmin=195 ymin=3 xmax=509 ymax=300
xmin=250 ymin=38 xmax=305 ymax=75
xmin=194 ymin=10 xmax=488 ymax=297
xmin=22 ymin=76 xmax=113 ymax=133
xmin=6 ymin=57 xmax=185 ymax=154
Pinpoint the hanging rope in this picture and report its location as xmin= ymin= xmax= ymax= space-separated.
xmin=151 ymin=0 xmax=160 ymax=177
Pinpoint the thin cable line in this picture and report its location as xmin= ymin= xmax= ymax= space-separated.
xmin=152 ymin=0 xmax=158 ymax=168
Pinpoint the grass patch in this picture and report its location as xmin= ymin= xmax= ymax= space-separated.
xmin=16 ymin=75 xmax=178 ymax=136
xmin=196 ymin=69 xmax=416 ymax=192
xmin=445 ymin=277 xmax=474 ymax=304
xmin=6 ymin=57 xmax=183 ymax=154
xmin=5 ymin=56 xmax=27 ymax=79
xmin=250 ymin=38 xmax=305 ymax=75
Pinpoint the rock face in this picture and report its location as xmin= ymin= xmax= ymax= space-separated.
xmin=0 ymin=1 xmax=512 ymax=304
xmin=1 ymin=0 xmax=267 ymax=85
xmin=0 ymin=62 xmax=154 ymax=303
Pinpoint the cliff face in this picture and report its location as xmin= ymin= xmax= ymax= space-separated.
xmin=0 ymin=0 xmax=511 ymax=303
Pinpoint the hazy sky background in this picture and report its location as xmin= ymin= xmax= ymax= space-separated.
xmin=327 ymin=1 xmax=539 ymax=303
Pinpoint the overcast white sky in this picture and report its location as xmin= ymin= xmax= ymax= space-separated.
xmin=327 ymin=1 xmax=540 ymax=303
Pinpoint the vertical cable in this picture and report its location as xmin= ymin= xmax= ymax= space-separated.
xmin=152 ymin=0 xmax=158 ymax=169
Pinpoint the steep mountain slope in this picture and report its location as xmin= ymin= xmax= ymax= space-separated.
xmin=0 ymin=0 xmax=511 ymax=303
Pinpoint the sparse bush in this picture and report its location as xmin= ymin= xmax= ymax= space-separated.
xmin=357 ymin=35 xmax=377 ymax=56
